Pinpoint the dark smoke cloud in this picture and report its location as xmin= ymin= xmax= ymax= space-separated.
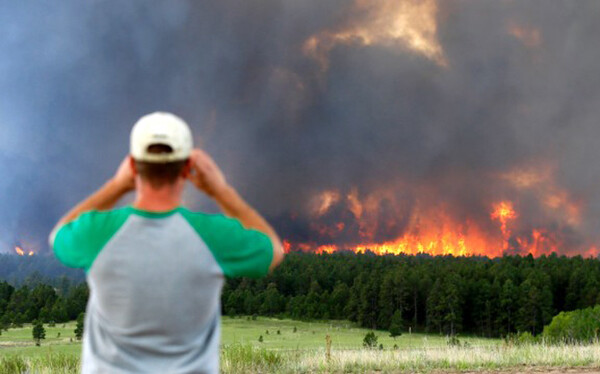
xmin=1 ymin=1 xmax=600 ymax=255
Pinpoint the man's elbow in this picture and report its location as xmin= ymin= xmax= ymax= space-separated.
xmin=269 ymin=239 xmax=285 ymax=272
xmin=48 ymin=225 xmax=61 ymax=250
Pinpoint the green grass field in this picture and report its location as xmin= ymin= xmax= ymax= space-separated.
xmin=0 ymin=322 xmax=81 ymax=358
xmin=1 ymin=317 xmax=599 ymax=373
xmin=0 ymin=317 xmax=498 ymax=355
xmin=221 ymin=317 xmax=499 ymax=350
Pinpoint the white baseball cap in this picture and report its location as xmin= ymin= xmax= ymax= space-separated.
xmin=130 ymin=112 xmax=193 ymax=163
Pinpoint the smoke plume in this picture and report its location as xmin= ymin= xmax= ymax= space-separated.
xmin=1 ymin=1 xmax=600 ymax=256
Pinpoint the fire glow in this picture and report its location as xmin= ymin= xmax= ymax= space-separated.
xmin=14 ymin=246 xmax=34 ymax=256
xmin=297 ymin=199 xmax=563 ymax=257
xmin=303 ymin=0 xmax=447 ymax=71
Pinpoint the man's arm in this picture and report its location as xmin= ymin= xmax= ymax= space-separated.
xmin=50 ymin=156 xmax=134 ymax=243
xmin=187 ymin=149 xmax=285 ymax=271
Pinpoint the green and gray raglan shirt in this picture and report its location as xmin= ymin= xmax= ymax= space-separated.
xmin=50 ymin=206 xmax=273 ymax=374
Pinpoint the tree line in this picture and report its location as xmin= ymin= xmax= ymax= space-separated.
xmin=222 ymin=252 xmax=600 ymax=337
xmin=0 ymin=277 xmax=88 ymax=329
xmin=1 ymin=252 xmax=600 ymax=338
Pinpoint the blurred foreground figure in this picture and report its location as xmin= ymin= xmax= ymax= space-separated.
xmin=50 ymin=112 xmax=284 ymax=373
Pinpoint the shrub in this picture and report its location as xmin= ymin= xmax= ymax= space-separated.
xmin=447 ymin=335 xmax=461 ymax=347
xmin=517 ymin=331 xmax=537 ymax=345
xmin=543 ymin=305 xmax=600 ymax=344
xmin=363 ymin=331 xmax=378 ymax=348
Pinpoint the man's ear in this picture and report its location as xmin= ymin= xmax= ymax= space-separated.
xmin=129 ymin=156 xmax=138 ymax=176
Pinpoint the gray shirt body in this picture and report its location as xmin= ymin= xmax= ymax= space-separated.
xmin=51 ymin=206 xmax=273 ymax=373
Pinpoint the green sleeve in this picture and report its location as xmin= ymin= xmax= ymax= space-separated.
xmin=180 ymin=209 xmax=273 ymax=278
xmin=50 ymin=208 xmax=131 ymax=271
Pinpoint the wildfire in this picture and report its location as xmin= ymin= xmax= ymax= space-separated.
xmin=313 ymin=213 xmax=495 ymax=257
xmin=287 ymin=161 xmax=592 ymax=257
xmin=14 ymin=246 xmax=34 ymax=256
xmin=303 ymin=0 xmax=447 ymax=71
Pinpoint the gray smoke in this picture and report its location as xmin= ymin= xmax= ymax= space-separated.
xmin=1 ymin=1 xmax=600 ymax=255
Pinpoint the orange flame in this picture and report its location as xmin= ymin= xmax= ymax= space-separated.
xmin=311 ymin=214 xmax=494 ymax=257
xmin=283 ymin=240 xmax=292 ymax=254
xmin=490 ymin=201 xmax=517 ymax=250
xmin=14 ymin=246 xmax=34 ymax=256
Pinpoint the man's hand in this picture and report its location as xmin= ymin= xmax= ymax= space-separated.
xmin=50 ymin=155 xmax=135 ymax=243
xmin=187 ymin=149 xmax=228 ymax=197
xmin=187 ymin=148 xmax=284 ymax=271
xmin=112 ymin=156 xmax=136 ymax=193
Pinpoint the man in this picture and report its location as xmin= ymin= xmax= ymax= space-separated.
xmin=50 ymin=112 xmax=284 ymax=373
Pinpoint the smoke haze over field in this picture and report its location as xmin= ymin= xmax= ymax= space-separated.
xmin=1 ymin=1 xmax=600 ymax=256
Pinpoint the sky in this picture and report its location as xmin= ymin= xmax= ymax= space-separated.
xmin=1 ymin=1 xmax=600 ymax=257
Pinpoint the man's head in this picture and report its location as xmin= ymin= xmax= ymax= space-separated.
xmin=130 ymin=112 xmax=193 ymax=189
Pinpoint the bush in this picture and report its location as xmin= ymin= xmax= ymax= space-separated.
xmin=447 ymin=335 xmax=461 ymax=347
xmin=363 ymin=331 xmax=378 ymax=348
xmin=543 ymin=305 xmax=600 ymax=344
xmin=515 ymin=331 xmax=537 ymax=345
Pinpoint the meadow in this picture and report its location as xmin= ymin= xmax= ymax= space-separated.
xmin=0 ymin=317 xmax=599 ymax=373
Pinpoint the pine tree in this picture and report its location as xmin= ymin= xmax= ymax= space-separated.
xmin=516 ymin=271 xmax=553 ymax=335
xmin=426 ymin=278 xmax=444 ymax=333
xmin=389 ymin=310 xmax=404 ymax=338
xmin=260 ymin=283 xmax=282 ymax=316
xmin=330 ymin=282 xmax=350 ymax=319
xmin=442 ymin=274 xmax=463 ymax=336
xmin=358 ymin=274 xmax=379 ymax=329
xmin=32 ymin=320 xmax=45 ymax=346
xmin=74 ymin=312 xmax=85 ymax=340
xmin=499 ymin=279 xmax=517 ymax=336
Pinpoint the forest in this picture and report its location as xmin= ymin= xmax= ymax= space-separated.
xmin=1 ymin=252 xmax=600 ymax=337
